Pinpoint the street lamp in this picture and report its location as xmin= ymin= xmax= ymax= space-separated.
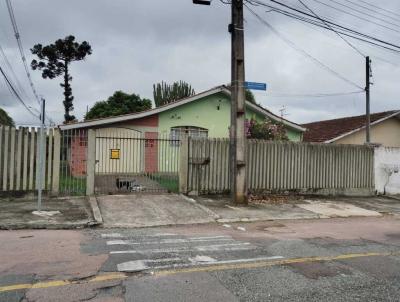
xmin=193 ymin=0 xmax=211 ymax=5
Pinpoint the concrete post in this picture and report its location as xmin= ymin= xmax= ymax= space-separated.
xmin=179 ymin=134 xmax=189 ymax=194
xmin=51 ymin=129 xmax=61 ymax=195
xmin=86 ymin=129 xmax=96 ymax=196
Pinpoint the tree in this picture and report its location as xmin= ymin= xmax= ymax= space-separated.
xmin=245 ymin=89 xmax=256 ymax=104
xmin=0 ymin=108 xmax=14 ymax=127
xmin=153 ymin=81 xmax=195 ymax=107
xmin=85 ymin=91 xmax=152 ymax=120
xmin=31 ymin=35 xmax=92 ymax=123
xmin=245 ymin=119 xmax=288 ymax=140
xmin=226 ymin=85 xmax=257 ymax=104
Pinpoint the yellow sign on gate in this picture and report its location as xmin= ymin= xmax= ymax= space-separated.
xmin=110 ymin=149 xmax=120 ymax=159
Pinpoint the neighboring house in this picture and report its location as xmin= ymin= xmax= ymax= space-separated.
xmin=302 ymin=110 xmax=400 ymax=147
xmin=60 ymin=85 xmax=306 ymax=176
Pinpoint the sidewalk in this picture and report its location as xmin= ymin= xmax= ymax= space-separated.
xmin=1 ymin=194 xmax=400 ymax=230
xmin=191 ymin=195 xmax=400 ymax=223
xmin=0 ymin=197 xmax=95 ymax=230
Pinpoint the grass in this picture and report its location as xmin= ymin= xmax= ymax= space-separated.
xmin=148 ymin=173 xmax=179 ymax=193
xmin=59 ymin=175 xmax=86 ymax=196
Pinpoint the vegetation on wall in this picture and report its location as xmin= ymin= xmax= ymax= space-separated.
xmin=246 ymin=119 xmax=288 ymax=140
xmin=0 ymin=108 xmax=14 ymax=127
xmin=31 ymin=35 xmax=92 ymax=123
xmin=153 ymin=81 xmax=195 ymax=107
xmin=85 ymin=91 xmax=152 ymax=120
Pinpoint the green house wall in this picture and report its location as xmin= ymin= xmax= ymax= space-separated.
xmin=158 ymin=92 xmax=302 ymax=141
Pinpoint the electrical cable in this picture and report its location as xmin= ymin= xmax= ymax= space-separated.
xmin=353 ymin=0 xmax=400 ymax=19
xmin=266 ymin=90 xmax=364 ymax=97
xmin=0 ymin=65 xmax=40 ymax=119
xmin=5 ymin=0 xmax=41 ymax=105
xmin=245 ymin=3 xmax=364 ymax=89
xmin=337 ymin=0 xmax=400 ymax=24
xmin=297 ymin=0 xmax=365 ymax=57
xmin=309 ymin=0 xmax=400 ymax=34
xmin=250 ymin=0 xmax=400 ymax=51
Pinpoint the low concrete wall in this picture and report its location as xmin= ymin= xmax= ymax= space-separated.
xmin=375 ymin=147 xmax=400 ymax=195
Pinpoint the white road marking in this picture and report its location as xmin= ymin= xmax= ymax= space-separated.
xmin=117 ymin=260 xmax=148 ymax=272
xmin=188 ymin=236 xmax=232 ymax=240
xmin=101 ymin=233 xmax=123 ymax=238
xmin=110 ymin=242 xmax=254 ymax=255
xmin=189 ymin=255 xmax=217 ymax=263
xmin=150 ymin=256 xmax=285 ymax=270
xmin=223 ymin=224 xmax=232 ymax=228
xmin=106 ymin=237 xmax=234 ymax=246
xmin=237 ymin=227 xmax=246 ymax=232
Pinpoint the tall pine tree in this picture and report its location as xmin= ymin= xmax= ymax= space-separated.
xmin=31 ymin=35 xmax=92 ymax=123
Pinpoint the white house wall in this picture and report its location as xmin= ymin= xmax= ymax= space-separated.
xmin=374 ymin=147 xmax=400 ymax=195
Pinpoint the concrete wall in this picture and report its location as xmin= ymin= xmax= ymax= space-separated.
xmin=374 ymin=147 xmax=400 ymax=195
xmin=335 ymin=117 xmax=400 ymax=147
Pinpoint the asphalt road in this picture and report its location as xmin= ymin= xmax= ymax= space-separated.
xmin=1 ymin=216 xmax=400 ymax=301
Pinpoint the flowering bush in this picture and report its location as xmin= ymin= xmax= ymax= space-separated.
xmin=245 ymin=119 xmax=288 ymax=140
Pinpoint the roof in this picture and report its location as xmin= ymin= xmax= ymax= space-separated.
xmin=302 ymin=110 xmax=400 ymax=143
xmin=59 ymin=85 xmax=306 ymax=132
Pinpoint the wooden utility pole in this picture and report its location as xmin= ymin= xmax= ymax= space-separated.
xmin=230 ymin=0 xmax=247 ymax=204
xmin=365 ymin=56 xmax=371 ymax=143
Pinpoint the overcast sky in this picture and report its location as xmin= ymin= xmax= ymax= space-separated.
xmin=1 ymin=0 xmax=400 ymax=126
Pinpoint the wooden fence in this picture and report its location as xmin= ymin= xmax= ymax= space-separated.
xmin=0 ymin=126 xmax=60 ymax=193
xmin=185 ymin=138 xmax=375 ymax=195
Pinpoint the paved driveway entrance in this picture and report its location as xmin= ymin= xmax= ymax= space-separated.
xmin=96 ymin=194 xmax=215 ymax=228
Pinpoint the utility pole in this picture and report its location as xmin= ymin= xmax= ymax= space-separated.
xmin=37 ymin=98 xmax=46 ymax=211
xmin=230 ymin=0 xmax=247 ymax=204
xmin=193 ymin=0 xmax=247 ymax=204
xmin=365 ymin=56 xmax=371 ymax=144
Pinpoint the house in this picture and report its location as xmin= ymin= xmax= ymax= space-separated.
xmin=302 ymin=110 xmax=400 ymax=147
xmin=60 ymin=85 xmax=306 ymax=177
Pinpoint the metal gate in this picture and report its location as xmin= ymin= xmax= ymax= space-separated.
xmin=94 ymin=128 xmax=180 ymax=194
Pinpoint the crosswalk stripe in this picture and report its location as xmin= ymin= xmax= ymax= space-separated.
xmin=110 ymin=242 xmax=255 ymax=255
xmin=101 ymin=233 xmax=178 ymax=239
xmin=116 ymin=255 xmax=285 ymax=272
xmin=101 ymin=233 xmax=123 ymax=238
xmin=151 ymin=256 xmax=285 ymax=270
xmin=106 ymin=237 xmax=234 ymax=246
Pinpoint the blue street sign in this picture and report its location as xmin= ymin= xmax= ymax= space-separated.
xmin=244 ymin=81 xmax=267 ymax=91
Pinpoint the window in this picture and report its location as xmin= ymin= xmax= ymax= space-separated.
xmin=170 ymin=126 xmax=208 ymax=146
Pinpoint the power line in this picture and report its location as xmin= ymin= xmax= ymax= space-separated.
xmin=5 ymin=0 xmax=55 ymax=126
xmin=270 ymin=6 xmax=400 ymax=54
xmin=5 ymin=0 xmax=41 ymax=105
xmin=0 ymin=65 xmax=39 ymax=119
xmin=297 ymin=0 xmax=365 ymax=57
xmin=249 ymin=0 xmax=400 ymax=53
xmin=353 ymin=0 xmax=400 ymax=19
xmin=337 ymin=0 xmax=400 ymax=24
xmin=245 ymin=3 xmax=364 ymax=89
xmin=309 ymin=0 xmax=400 ymax=34
xmin=0 ymin=43 xmax=29 ymax=99
xmin=266 ymin=90 xmax=364 ymax=98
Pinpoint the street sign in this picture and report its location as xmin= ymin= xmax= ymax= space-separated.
xmin=244 ymin=81 xmax=267 ymax=91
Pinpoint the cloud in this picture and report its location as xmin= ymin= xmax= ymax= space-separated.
xmin=0 ymin=0 xmax=399 ymax=126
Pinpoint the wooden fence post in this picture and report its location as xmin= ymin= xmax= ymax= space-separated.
xmin=86 ymin=129 xmax=96 ymax=196
xmin=51 ymin=129 xmax=61 ymax=195
xmin=179 ymin=134 xmax=189 ymax=194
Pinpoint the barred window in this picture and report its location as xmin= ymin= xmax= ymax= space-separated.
xmin=170 ymin=126 xmax=208 ymax=146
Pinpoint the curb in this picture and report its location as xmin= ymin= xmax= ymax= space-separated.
xmin=0 ymin=221 xmax=91 ymax=230
xmin=383 ymin=195 xmax=400 ymax=201
xmin=179 ymin=194 xmax=221 ymax=220
xmin=88 ymin=196 xmax=103 ymax=226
